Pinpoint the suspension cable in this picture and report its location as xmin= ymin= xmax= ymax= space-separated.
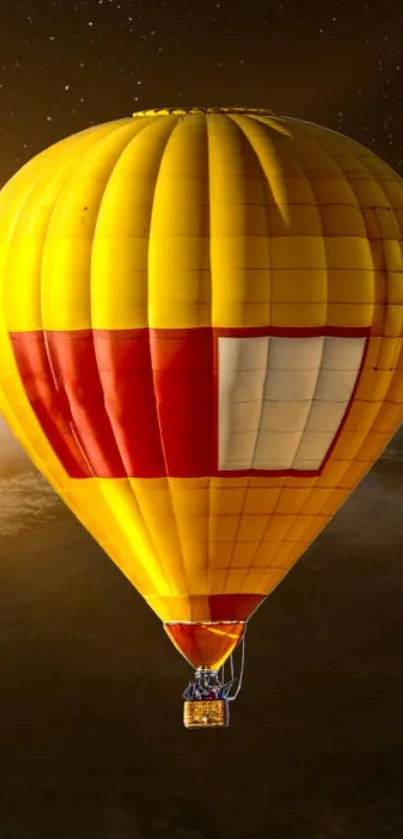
xmin=227 ymin=629 xmax=246 ymax=702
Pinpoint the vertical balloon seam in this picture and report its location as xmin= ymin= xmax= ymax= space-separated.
xmin=94 ymin=123 xmax=160 ymax=473
xmin=0 ymin=126 xmax=122 ymax=485
xmin=229 ymin=127 xmax=337 ymax=578
xmin=40 ymin=125 xmax=135 ymax=478
xmin=299 ymin=134 xmax=371 ymax=514
xmin=226 ymin=118 xmax=314 ymax=589
xmin=89 ymin=129 xmax=158 ymax=436
xmin=313 ymin=136 xmax=387 ymax=467
xmin=145 ymin=115 xmax=193 ymax=603
xmin=205 ymin=111 xmax=215 ymax=610
xmin=222 ymin=114 xmax=274 ymax=594
xmin=213 ymin=115 xmax=257 ymax=595
xmin=0 ymin=172 xmax=53 ymax=479
xmin=249 ymin=127 xmax=323 ymax=567
xmin=254 ymin=140 xmax=318 ymax=581
xmin=40 ymin=127 xmax=131 ymax=478
xmin=312 ymin=140 xmax=373 ymax=513
xmin=90 ymin=118 xmax=180 ymax=596
xmin=105 ymin=121 xmax=185 ymax=595
xmin=221 ymin=116 xmax=289 ymax=592
xmin=6 ymin=172 xmax=82 ymax=477
xmin=288 ymin=134 xmax=329 ymax=477
xmin=285 ymin=138 xmax=332 ymax=533
xmin=137 ymin=119 xmax=195 ymax=597
xmin=311 ymin=139 xmax=402 ymax=504
xmin=206 ymin=114 xmax=221 ymax=603
xmin=233 ymin=116 xmax=298 ymax=593
xmin=15 ymin=126 xmax=136 ymax=482
xmin=49 ymin=120 xmax=175 ymax=595
xmin=204 ymin=114 xmax=218 ymax=608
xmin=87 ymin=120 xmax=157 ymax=479
xmin=247 ymin=113 xmax=292 ymax=140
xmin=244 ymin=111 xmax=328 ymax=560
xmin=348 ymin=151 xmax=403 ymax=462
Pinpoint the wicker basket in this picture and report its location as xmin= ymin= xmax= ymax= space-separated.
xmin=183 ymin=700 xmax=230 ymax=728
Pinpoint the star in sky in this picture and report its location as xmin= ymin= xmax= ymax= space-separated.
xmin=0 ymin=0 xmax=402 ymax=180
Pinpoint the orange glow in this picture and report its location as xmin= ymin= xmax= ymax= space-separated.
xmin=164 ymin=621 xmax=245 ymax=670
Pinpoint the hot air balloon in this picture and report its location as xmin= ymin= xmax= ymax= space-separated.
xmin=1 ymin=106 xmax=403 ymax=728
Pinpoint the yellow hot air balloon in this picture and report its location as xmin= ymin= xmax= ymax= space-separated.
xmin=1 ymin=106 xmax=403 ymax=728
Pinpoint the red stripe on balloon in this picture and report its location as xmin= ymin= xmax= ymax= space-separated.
xmin=93 ymin=329 xmax=166 ymax=477
xmin=149 ymin=328 xmax=215 ymax=477
xmin=9 ymin=327 xmax=216 ymax=478
xmin=9 ymin=331 xmax=92 ymax=478
xmin=9 ymin=326 xmax=370 ymax=479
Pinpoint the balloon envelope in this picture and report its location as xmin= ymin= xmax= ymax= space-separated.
xmin=1 ymin=106 xmax=403 ymax=670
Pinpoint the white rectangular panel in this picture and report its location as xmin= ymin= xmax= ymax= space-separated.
xmin=315 ymin=368 xmax=360 ymax=402
xmin=322 ymin=336 xmax=366 ymax=370
xmin=268 ymin=336 xmax=324 ymax=370
xmin=219 ymin=335 xmax=269 ymax=371
xmin=218 ymin=336 xmax=269 ymax=469
xmin=255 ymin=430 xmax=302 ymax=464
xmin=264 ymin=368 xmax=319 ymax=402
xmin=260 ymin=400 xmax=312 ymax=432
xmin=218 ymin=334 xmax=366 ymax=473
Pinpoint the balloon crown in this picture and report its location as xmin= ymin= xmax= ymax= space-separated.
xmin=132 ymin=106 xmax=274 ymax=118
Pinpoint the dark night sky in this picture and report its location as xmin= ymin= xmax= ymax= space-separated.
xmin=1 ymin=0 xmax=403 ymax=184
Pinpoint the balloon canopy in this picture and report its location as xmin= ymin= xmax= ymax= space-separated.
xmin=1 ymin=106 xmax=403 ymax=677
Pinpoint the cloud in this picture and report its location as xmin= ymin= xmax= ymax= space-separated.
xmin=0 ymin=416 xmax=57 ymax=537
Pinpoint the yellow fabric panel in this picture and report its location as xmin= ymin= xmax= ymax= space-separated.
xmin=275 ymin=488 xmax=313 ymax=515
xmin=249 ymin=567 xmax=287 ymax=594
xmin=285 ymin=514 xmax=326 ymax=543
xmin=339 ymin=460 xmax=372 ymax=490
xmin=320 ymin=488 xmax=351 ymax=517
xmin=208 ymin=114 xmax=272 ymax=329
xmin=344 ymin=400 xmax=382 ymax=432
xmin=148 ymin=114 xmax=210 ymax=329
xmin=373 ymin=402 xmax=403 ymax=433
xmin=231 ymin=542 xmax=262 ymax=567
xmin=242 ymin=487 xmax=283 ymax=514
xmin=209 ymin=485 xmax=246 ymax=515
xmin=251 ymin=541 xmax=283 ymax=567
xmin=224 ymin=568 xmax=254 ymax=594
xmin=314 ymin=460 xmax=355 ymax=488
xmin=236 ymin=515 xmax=268 ymax=542
xmin=263 ymin=514 xmax=297 ymax=541
xmin=331 ymin=430 xmax=368 ymax=462
xmin=207 ymin=569 xmax=232 ymax=592
xmin=269 ymin=302 xmax=328 ymax=328
xmin=326 ymin=303 xmax=375 ymax=328
xmin=2 ymin=120 xmax=134 ymax=332
xmin=356 ymin=369 xmax=395 ymax=402
xmin=209 ymin=516 xmax=240 ymax=542
xmin=327 ymin=269 xmax=375 ymax=304
xmin=301 ymin=488 xmax=334 ymax=515
xmin=41 ymin=121 xmax=157 ymax=331
xmin=378 ymin=337 xmax=403 ymax=368
xmin=207 ymin=542 xmax=235 ymax=567
xmin=387 ymin=369 xmax=403 ymax=402
xmin=2 ymin=109 xmax=402 ymax=332
xmin=92 ymin=116 xmax=180 ymax=329
xmin=270 ymin=269 xmax=327 ymax=304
